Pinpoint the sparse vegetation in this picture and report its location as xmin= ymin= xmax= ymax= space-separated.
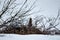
xmin=0 ymin=0 xmax=60 ymax=35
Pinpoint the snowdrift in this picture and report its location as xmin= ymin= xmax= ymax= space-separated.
xmin=0 ymin=34 xmax=60 ymax=40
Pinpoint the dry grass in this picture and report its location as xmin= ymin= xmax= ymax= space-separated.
xmin=0 ymin=25 xmax=45 ymax=34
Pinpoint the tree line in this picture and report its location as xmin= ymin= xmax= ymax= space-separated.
xmin=0 ymin=0 xmax=60 ymax=35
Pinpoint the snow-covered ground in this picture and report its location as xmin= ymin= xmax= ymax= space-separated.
xmin=0 ymin=34 xmax=60 ymax=40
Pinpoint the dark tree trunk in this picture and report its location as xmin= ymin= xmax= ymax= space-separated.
xmin=28 ymin=18 xmax=32 ymax=27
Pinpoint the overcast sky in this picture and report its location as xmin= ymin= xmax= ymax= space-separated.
xmin=35 ymin=0 xmax=60 ymax=17
xmin=0 ymin=0 xmax=60 ymax=19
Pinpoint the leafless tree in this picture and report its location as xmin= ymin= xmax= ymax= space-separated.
xmin=0 ymin=0 xmax=39 ymax=27
xmin=46 ymin=9 xmax=60 ymax=30
xmin=34 ymin=15 xmax=47 ymax=32
xmin=34 ymin=9 xmax=60 ymax=32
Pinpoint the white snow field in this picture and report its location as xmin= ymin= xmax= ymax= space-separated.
xmin=0 ymin=34 xmax=60 ymax=40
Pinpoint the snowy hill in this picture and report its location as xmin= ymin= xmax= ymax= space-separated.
xmin=0 ymin=34 xmax=60 ymax=40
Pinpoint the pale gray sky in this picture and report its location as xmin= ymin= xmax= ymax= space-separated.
xmin=0 ymin=0 xmax=60 ymax=19
xmin=35 ymin=0 xmax=60 ymax=17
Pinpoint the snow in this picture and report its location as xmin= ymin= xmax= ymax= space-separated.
xmin=0 ymin=34 xmax=60 ymax=40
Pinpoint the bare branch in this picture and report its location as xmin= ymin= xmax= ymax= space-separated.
xmin=0 ymin=0 xmax=17 ymax=19
xmin=1 ymin=0 xmax=27 ymax=24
